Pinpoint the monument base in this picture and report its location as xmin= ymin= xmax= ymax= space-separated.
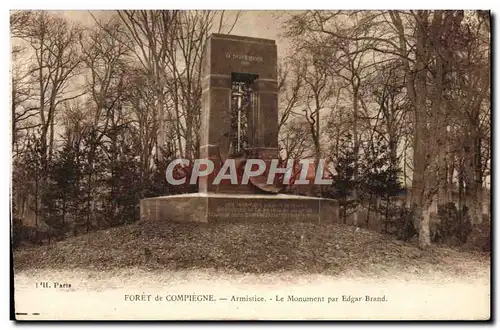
xmin=140 ymin=193 xmax=339 ymax=224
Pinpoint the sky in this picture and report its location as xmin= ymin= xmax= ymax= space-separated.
xmin=59 ymin=10 xmax=294 ymax=59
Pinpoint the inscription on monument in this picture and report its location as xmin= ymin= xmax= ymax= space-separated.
xmin=225 ymin=52 xmax=264 ymax=63
xmin=209 ymin=200 xmax=317 ymax=220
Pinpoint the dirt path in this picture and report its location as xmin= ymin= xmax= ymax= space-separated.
xmin=14 ymin=266 xmax=490 ymax=320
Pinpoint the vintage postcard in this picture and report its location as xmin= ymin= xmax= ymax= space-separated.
xmin=11 ymin=9 xmax=491 ymax=320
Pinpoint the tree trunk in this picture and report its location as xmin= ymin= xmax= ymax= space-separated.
xmin=156 ymin=92 xmax=167 ymax=162
xmin=48 ymin=115 xmax=55 ymax=163
xmin=437 ymin=148 xmax=449 ymax=205
xmin=389 ymin=11 xmax=432 ymax=248
xmin=384 ymin=194 xmax=389 ymax=234
xmin=447 ymin=156 xmax=455 ymax=203
xmin=474 ymin=130 xmax=483 ymax=224
xmin=458 ymin=160 xmax=465 ymax=215
xmin=366 ymin=194 xmax=372 ymax=225
xmin=11 ymin=86 xmax=16 ymax=150
xmin=419 ymin=204 xmax=432 ymax=248
xmin=411 ymin=11 xmax=432 ymax=249
xmin=465 ymin=161 xmax=479 ymax=226
xmin=351 ymin=84 xmax=359 ymax=226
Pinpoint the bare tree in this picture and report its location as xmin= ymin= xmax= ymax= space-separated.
xmin=79 ymin=19 xmax=131 ymax=231
xmin=283 ymin=10 xmax=490 ymax=248
xmin=11 ymin=12 xmax=83 ymax=233
xmin=452 ymin=12 xmax=490 ymax=224
xmin=11 ymin=48 xmax=38 ymax=155
xmin=298 ymin=52 xmax=335 ymax=195
xmin=277 ymin=58 xmax=304 ymax=134
xmin=17 ymin=11 xmax=83 ymax=168
xmin=163 ymin=11 xmax=218 ymax=160
xmin=99 ymin=10 xmax=241 ymax=161
xmin=97 ymin=10 xmax=179 ymax=162
xmin=126 ymin=68 xmax=160 ymax=179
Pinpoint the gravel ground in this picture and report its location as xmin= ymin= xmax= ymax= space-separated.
xmin=13 ymin=221 xmax=490 ymax=275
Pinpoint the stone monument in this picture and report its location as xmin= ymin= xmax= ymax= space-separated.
xmin=199 ymin=34 xmax=279 ymax=194
xmin=140 ymin=34 xmax=338 ymax=223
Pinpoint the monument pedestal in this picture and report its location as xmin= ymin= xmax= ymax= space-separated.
xmin=140 ymin=193 xmax=339 ymax=224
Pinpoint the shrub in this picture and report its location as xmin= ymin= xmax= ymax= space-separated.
xmin=434 ymin=203 xmax=473 ymax=245
xmin=394 ymin=206 xmax=417 ymax=242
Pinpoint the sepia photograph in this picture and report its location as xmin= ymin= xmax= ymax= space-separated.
xmin=10 ymin=8 xmax=491 ymax=321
